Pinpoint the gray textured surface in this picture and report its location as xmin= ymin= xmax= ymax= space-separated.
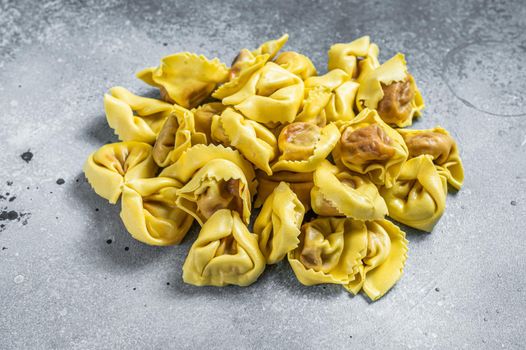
xmin=1 ymin=0 xmax=525 ymax=349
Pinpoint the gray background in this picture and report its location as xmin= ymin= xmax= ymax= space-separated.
xmin=1 ymin=0 xmax=525 ymax=349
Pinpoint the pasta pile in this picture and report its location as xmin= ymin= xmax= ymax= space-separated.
xmin=84 ymin=35 xmax=464 ymax=301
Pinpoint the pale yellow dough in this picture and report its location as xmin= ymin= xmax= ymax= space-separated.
xmin=120 ymin=177 xmax=194 ymax=246
xmin=182 ymin=209 xmax=265 ymax=287
xmin=253 ymin=182 xmax=305 ymax=264
xmin=83 ymin=141 xmax=157 ymax=204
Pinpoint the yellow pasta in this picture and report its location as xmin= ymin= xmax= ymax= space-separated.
xmin=398 ymin=126 xmax=464 ymax=190
xmin=380 ymin=155 xmax=448 ymax=232
xmin=311 ymin=160 xmax=388 ymax=220
xmin=253 ymin=182 xmax=305 ymax=264
xmin=83 ymin=141 xmax=157 ymax=204
xmin=120 ymin=177 xmax=194 ymax=246
xmin=192 ymin=102 xmax=227 ymax=144
xmin=274 ymin=51 xmax=317 ymax=80
xmin=104 ymin=86 xmax=174 ymax=144
xmin=328 ymin=35 xmax=380 ymax=79
xmin=182 ymin=209 xmax=265 ymax=286
xmin=272 ymin=122 xmax=340 ymax=172
xmin=288 ymin=217 xmax=367 ymax=285
xmin=356 ymin=53 xmax=424 ymax=127
xmin=255 ymin=170 xmax=313 ymax=211
xmin=344 ymin=220 xmax=408 ymax=301
xmin=304 ymin=69 xmax=359 ymax=123
xmin=152 ymin=104 xmax=207 ymax=167
xmin=217 ymin=62 xmax=305 ymax=124
xmin=176 ymin=159 xmax=252 ymax=225
xmin=332 ymin=108 xmax=408 ymax=188
xmin=137 ymin=52 xmax=229 ymax=109
xmin=159 ymin=144 xmax=257 ymax=195
xmin=211 ymin=108 xmax=277 ymax=175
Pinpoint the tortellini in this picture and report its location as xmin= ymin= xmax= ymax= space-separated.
xmin=332 ymin=108 xmax=408 ymax=188
xmin=137 ymin=53 xmax=229 ymax=109
xmin=253 ymin=182 xmax=305 ymax=264
xmin=214 ymin=62 xmax=304 ymax=124
xmin=310 ymin=160 xmax=388 ymax=220
xmin=160 ymin=144 xmax=257 ymax=195
xmin=288 ymin=217 xmax=368 ymax=285
xmin=328 ymin=35 xmax=380 ymax=79
xmin=398 ymin=126 xmax=464 ymax=190
xmin=272 ymin=122 xmax=340 ymax=172
xmin=275 ymin=51 xmax=317 ymax=80
xmin=255 ymin=170 xmax=314 ymax=211
xmin=303 ymin=69 xmax=360 ymax=123
xmin=380 ymin=155 xmax=448 ymax=232
xmin=104 ymin=86 xmax=174 ymax=144
xmin=84 ymin=34 xmax=465 ymax=300
xmin=344 ymin=220 xmax=408 ymax=301
xmin=356 ymin=53 xmax=424 ymax=127
xmin=84 ymin=141 xmax=157 ymax=204
xmin=152 ymin=104 xmax=207 ymax=167
xmin=182 ymin=209 xmax=265 ymax=287
xmin=211 ymin=108 xmax=278 ymax=175
xmin=120 ymin=177 xmax=194 ymax=246
xmin=176 ymin=159 xmax=252 ymax=225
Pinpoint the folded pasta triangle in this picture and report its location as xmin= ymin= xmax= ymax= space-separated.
xmin=288 ymin=217 xmax=367 ymax=286
xmin=254 ymin=182 xmax=305 ymax=264
xmin=104 ymin=87 xmax=174 ymax=144
xmin=380 ymin=155 xmax=448 ymax=232
xmin=275 ymin=51 xmax=317 ymax=80
xmin=311 ymin=160 xmax=388 ymax=220
xmin=120 ymin=177 xmax=194 ymax=246
xmin=176 ymin=159 xmax=252 ymax=225
xmin=211 ymin=108 xmax=277 ymax=175
xmin=137 ymin=52 xmax=229 ymax=109
xmin=83 ymin=141 xmax=157 ymax=204
xmin=328 ymin=36 xmax=380 ymax=79
xmin=398 ymin=126 xmax=464 ymax=190
xmin=152 ymin=104 xmax=207 ymax=167
xmin=182 ymin=209 xmax=265 ymax=286
xmin=356 ymin=53 xmax=424 ymax=127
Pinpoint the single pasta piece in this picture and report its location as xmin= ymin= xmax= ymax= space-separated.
xmin=255 ymin=170 xmax=313 ymax=211
xmin=253 ymin=182 xmax=305 ymax=264
xmin=83 ymin=141 xmax=157 ymax=204
xmin=294 ymin=86 xmax=332 ymax=127
xmin=332 ymin=108 xmax=408 ymax=188
xmin=303 ymin=69 xmax=360 ymax=123
xmin=356 ymin=53 xmax=424 ymax=127
xmin=272 ymin=122 xmax=340 ymax=173
xmin=215 ymin=62 xmax=305 ymax=124
xmin=344 ymin=220 xmax=408 ymax=301
xmin=152 ymin=104 xmax=207 ymax=167
xmin=159 ymin=144 xmax=257 ymax=195
xmin=398 ymin=126 xmax=464 ymax=190
xmin=310 ymin=160 xmax=388 ymax=220
xmin=274 ymin=51 xmax=317 ymax=80
xmin=327 ymin=35 xmax=380 ymax=80
xmin=182 ymin=209 xmax=265 ymax=287
xmin=192 ymin=102 xmax=227 ymax=144
xmin=288 ymin=217 xmax=368 ymax=286
xmin=176 ymin=159 xmax=252 ymax=225
xmin=380 ymin=155 xmax=448 ymax=232
xmin=137 ymin=52 xmax=229 ymax=109
xmin=104 ymin=86 xmax=173 ymax=144
xmin=120 ymin=177 xmax=194 ymax=246
xmin=251 ymin=34 xmax=289 ymax=59
xmin=211 ymin=108 xmax=278 ymax=175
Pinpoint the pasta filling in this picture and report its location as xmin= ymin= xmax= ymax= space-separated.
xmin=376 ymin=76 xmax=415 ymax=125
xmin=298 ymin=223 xmax=342 ymax=272
xmin=340 ymin=124 xmax=396 ymax=165
xmin=278 ymin=122 xmax=321 ymax=161
xmin=196 ymin=179 xmax=244 ymax=220
xmin=405 ymin=131 xmax=454 ymax=163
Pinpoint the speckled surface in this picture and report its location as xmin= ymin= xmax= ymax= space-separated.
xmin=0 ymin=0 xmax=525 ymax=349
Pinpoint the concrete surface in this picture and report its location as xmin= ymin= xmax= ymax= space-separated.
xmin=0 ymin=0 xmax=525 ymax=349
